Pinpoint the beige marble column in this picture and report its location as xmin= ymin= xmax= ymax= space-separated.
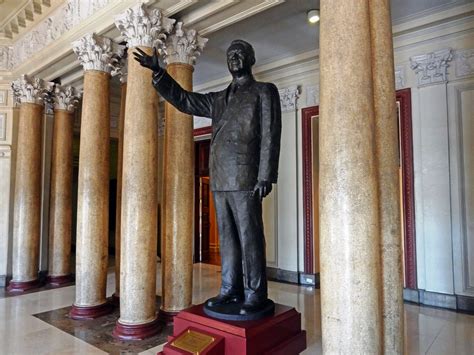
xmin=159 ymin=22 xmax=207 ymax=322
xmin=369 ymin=1 xmax=404 ymax=353
xmin=8 ymin=75 xmax=53 ymax=292
xmin=46 ymin=85 xmax=80 ymax=287
xmin=319 ymin=1 xmax=382 ymax=353
xmin=70 ymin=33 xmax=123 ymax=319
xmin=113 ymin=62 xmax=127 ymax=303
xmin=112 ymin=5 xmax=174 ymax=340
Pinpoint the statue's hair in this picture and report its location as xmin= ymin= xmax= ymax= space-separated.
xmin=227 ymin=39 xmax=256 ymax=66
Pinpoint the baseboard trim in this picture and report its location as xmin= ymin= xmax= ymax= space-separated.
xmin=299 ymin=272 xmax=320 ymax=287
xmin=267 ymin=267 xmax=299 ymax=284
xmin=404 ymin=288 xmax=474 ymax=313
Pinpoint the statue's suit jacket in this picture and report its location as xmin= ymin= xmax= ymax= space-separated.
xmin=153 ymin=71 xmax=282 ymax=192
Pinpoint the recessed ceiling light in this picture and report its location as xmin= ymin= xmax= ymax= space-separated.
xmin=307 ymin=10 xmax=320 ymax=24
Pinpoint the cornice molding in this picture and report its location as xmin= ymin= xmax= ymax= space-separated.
xmin=278 ymin=85 xmax=299 ymax=113
xmin=114 ymin=4 xmax=175 ymax=49
xmin=11 ymin=74 xmax=54 ymax=105
xmin=162 ymin=22 xmax=207 ymax=66
xmin=410 ymin=48 xmax=454 ymax=87
xmin=72 ymin=33 xmax=124 ymax=74
xmin=53 ymin=84 xmax=81 ymax=112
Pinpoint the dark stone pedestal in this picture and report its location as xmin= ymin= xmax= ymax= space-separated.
xmin=203 ymin=299 xmax=275 ymax=321
xmin=6 ymin=279 xmax=41 ymax=292
xmin=159 ymin=303 xmax=306 ymax=355
xmin=46 ymin=274 xmax=74 ymax=287
xmin=112 ymin=317 xmax=163 ymax=341
xmin=69 ymin=301 xmax=114 ymax=320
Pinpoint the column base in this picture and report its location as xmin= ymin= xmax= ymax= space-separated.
xmin=46 ymin=274 xmax=74 ymax=287
xmin=158 ymin=308 xmax=179 ymax=324
xmin=111 ymin=292 xmax=120 ymax=306
xmin=112 ymin=316 xmax=162 ymax=341
xmin=7 ymin=279 xmax=41 ymax=293
xmin=70 ymin=301 xmax=114 ymax=320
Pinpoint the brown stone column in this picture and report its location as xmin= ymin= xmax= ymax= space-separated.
xmin=70 ymin=33 xmax=123 ymax=319
xmin=369 ymin=1 xmax=404 ymax=353
xmin=319 ymin=1 xmax=382 ymax=353
xmin=112 ymin=5 xmax=174 ymax=340
xmin=46 ymin=85 xmax=80 ymax=286
xmin=113 ymin=70 xmax=127 ymax=303
xmin=8 ymin=75 xmax=52 ymax=292
xmin=158 ymin=22 xmax=207 ymax=322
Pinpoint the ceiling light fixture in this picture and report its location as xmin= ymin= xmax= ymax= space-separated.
xmin=307 ymin=9 xmax=320 ymax=24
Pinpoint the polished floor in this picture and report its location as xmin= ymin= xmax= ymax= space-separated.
xmin=0 ymin=262 xmax=473 ymax=354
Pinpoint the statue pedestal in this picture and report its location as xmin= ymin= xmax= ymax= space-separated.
xmin=158 ymin=303 xmax=306 ymax=355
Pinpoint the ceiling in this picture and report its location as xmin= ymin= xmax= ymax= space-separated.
xmin=188 ymin=0 xmax=474 ymax=86
xmin=0 ymin=0 xmax=29 ymax=27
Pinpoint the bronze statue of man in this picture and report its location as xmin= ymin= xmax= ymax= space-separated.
xmin=134 ymin=39 xmax=281 ymax=320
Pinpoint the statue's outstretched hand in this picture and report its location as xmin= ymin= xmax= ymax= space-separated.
xmin=252 ymin=180 xmax=272 ymax=201
xmin=133 ymin=47 xmax=163 ymax=74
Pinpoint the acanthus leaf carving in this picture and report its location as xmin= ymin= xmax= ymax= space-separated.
xmin=161 ymin=22 xmax=208 ymax=66
xmin=53 ymin=84 xmax=81 ymax=112
xmin=455 ymin=48 xmax=474 ymax=78
xmin=279 ymin=86 xmax=300 ymax=113
xmin=115 ymin=4 xmax=175 ymax=49
xmin=72 ymin=33 xmax=124 ymax=74
xmin=11 ymin=74 xmax=54 ymax=105
xmin=410 ymin=48 xmax=453 ymax=87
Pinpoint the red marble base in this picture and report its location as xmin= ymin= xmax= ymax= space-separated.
xmin=70 ymin=301 xmax=114 ymax=320
xmin=159 ymin=303 xmax=306 ymax=355
xmin=112 ymin=316 xmax=162 ymax=341
xmin=158 ymin=308 xmax=179 ymax=324
xmin=6 ymin=278 xmax=41 ymax=293
xmin=46 ymin=274 xmax=74 ymax=287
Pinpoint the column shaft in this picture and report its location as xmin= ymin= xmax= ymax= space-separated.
xmin=113 ymin=47 xmax=159 ymax=339
xmin=160 ymin=63 xmax=194 ymax=318
xmin=47 ymin=109 xmax=74 ymax=285
xmin=9 ymin=103 xmax=43 ymax=291
xmin=71 ymin=70 xmax=112 ymax=318
xmin=319 ymin=1 xmax=382 ymax=353
xmin=369 ymin=0 xmax=404 ymax=352
xmin=114 ymin=81 xmax=127 ymax=301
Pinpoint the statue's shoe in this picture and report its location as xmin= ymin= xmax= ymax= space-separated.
xmin=206 ymin=294 xmax=243 ymax=307
xmin=239 ymin=299 xmax=268 ymax=315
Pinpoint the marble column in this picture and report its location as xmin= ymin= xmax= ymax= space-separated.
xmin=46 ymin=85 xmax=80 ymax=287
xmin=70 ymin=33 xmax=123 ymax=319
xmin=7 ymin=75 xmax=53 ymax=292
xmin=112 ymin=59 xmax=127 ymax=303
xmin=112 ymin=4 xmax=174 ymax=340
xmin=319 ymin=1 xmax=382 ymax=353
xmin=369 ymin=0 xmax=404 ymax=353
xmin=159 ymin=22 xmax=207 ymax=322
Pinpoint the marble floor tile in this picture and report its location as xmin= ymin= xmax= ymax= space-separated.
xmin=1 ymin=262 xmax=473 ymax=355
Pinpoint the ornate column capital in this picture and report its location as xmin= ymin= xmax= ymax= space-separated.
xmin=115 ymin=4 xmax=175 ymax=49
xmin=162 ymin=22 xmax=208 ymax=66
xmin=72 ymin=33 xmax=124 ymax=74
xmin=53 ymin=84 xmax=81 ymax=112
xmin=119 ymin=57 xmax=128 ymax=84
xmin=279 ymin=86 xmax=300 ymax=112
xmin=11 ymin=74 xmax=54 ymax=105
xmin=410 ymin=48 xmax=453 ymax=87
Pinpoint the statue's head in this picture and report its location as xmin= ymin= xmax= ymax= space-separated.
xmin=226 ymin=39 xmax=255 ymax=75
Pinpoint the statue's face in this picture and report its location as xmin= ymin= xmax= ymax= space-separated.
xmin=227 ymin=44 xmax=253 ymax=74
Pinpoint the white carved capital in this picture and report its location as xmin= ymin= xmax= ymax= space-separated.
xmin=53 ymin=84 xmax=81 ymax=112
xmin=115 ymin=4 xmax=175 ymax=49
xmin=394 ymin=65 xmax=406 ymax=90
xmin=11 ymin=74 xmax=54 ymax=105
xmin=455 ymin=48 xmax=474 ymax=78
xmin=162 ymin=22 xmax=208 ymax=66
xmin=279 ymin=86 xmax=299 ymax=112
xmin=119 ymin=57 xmax=128 ymax=84
xmin=72 ymin=33 xmax=124 ymax=74
xmin=410 ymin=48 xmax=453 ymax=87
xmin=306 ymin=85 xmax=319 ymax=107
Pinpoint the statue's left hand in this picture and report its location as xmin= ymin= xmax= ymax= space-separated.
xmin=133 ymin=47 xmax=163 ymax=73
xmin=252 ymin=180 xmax=272 ymax=201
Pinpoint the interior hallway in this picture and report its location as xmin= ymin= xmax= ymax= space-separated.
xmin=0 ymin=262 xmax=473 ymax=354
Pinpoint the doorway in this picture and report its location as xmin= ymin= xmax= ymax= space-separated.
xmin=194 ymin=139 xmax=220 ymax=266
